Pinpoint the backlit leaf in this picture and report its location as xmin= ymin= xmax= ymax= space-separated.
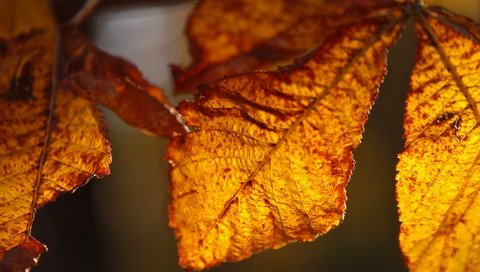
xmin=427 ymin=5 xmax=480 ymax=40
xmin=396 ymin=7 xmax=480 ymax=271
xmin=58 ymin=27 xmax=185 ymax=137
xmin=173 ymin=0 xmax=403 ymax=93
xmin=0 ymin=29 xmax=111 ymax=271
xmin=167 ymin=12 xmax=405 ymax=270
xmin=0 ymin=0 xmax=185 ymax=270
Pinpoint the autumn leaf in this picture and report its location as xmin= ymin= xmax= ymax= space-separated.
xmin=0 ymin=0 xmax=55 ymax=39
xmin=0 ymin=0 xmax=185 ymax=270
xmin=0 ymin=28 xmax=111 ymax=271
xmin=167 ymin=10 xmax=405 ymax=270
xmin=427 ymin=5 xmax=480 ymax=41
xmin=172 ymin=0 xmax=403 ymax=93
xmin=173 ymin=1 xmax=480 ymax=270
xmin=58 ymin=27 xmax=185 ymax=137
xmin=4 ymin=0 xmax=480 ymax=270
xmin=396 ymin=5 xmax=480 ymax=272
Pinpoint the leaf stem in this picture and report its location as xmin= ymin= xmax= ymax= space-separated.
xmin=68 ymin=0 xmax=102 ymax=26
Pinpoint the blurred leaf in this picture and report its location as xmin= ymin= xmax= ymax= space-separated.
xmin=167 ymin=11 xmax=405 ymax=270
xmin=58 ymin=27 xmax=185 ymax=137
xmin=0 ymin=0 xmax=55 ymax=39
xmin=172 ymin=0 xmax=402 ymax=93
xmin=0 ymin=0 xmax=185 ymax=270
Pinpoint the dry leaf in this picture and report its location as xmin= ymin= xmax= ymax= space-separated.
xmin=172 ymin=0 xmax=403 ymax=93
xmin=0 ymin=29 xmax=111 ymax=271
xmin=58 ymin=27 xmax=185 ymax=137
xmin=396 ymin=7 xmax=480 ymax=272
xmin=0 ymin=0 xmax=185 ymax=270
xmin=427 ymin=5 xmax=480 ymax=40
xmin=167 ymin=12 xmax=405 ymax=270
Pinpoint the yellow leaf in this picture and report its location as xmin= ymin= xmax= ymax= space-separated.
xmin=167 ymin=11 xmax=405 ymax=270
xmin=396 ymin=7 xmax=480 ymax=271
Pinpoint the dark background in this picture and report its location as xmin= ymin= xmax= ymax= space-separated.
xmin=31 ymin=0 xmax=479 ymax=271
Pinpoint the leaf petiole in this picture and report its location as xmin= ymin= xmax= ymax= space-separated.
xmin=68 ymin=0 xmax=102 ymax=26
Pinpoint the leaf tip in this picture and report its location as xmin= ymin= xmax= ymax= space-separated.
xmin=0 ymin=239 xmax=47 ymax=272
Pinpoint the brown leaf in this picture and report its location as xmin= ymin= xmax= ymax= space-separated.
xmin=58 ymin=27 xmax=185 ymax=137
xmin=167 ymin=11 xmax=405 ymax=270
xmin=172 ymin=0 xmax=403 ymax=93
xmin=0 ymin=239 xmax=46 ymax=272
xmin=396 ymin=6 xmax=480 ymax=272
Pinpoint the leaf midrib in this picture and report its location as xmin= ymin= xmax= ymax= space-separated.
xmin=207 ymin=12 xmax=408 ymax=236
xmin=24 ymin=28 xmax=59 ymax=241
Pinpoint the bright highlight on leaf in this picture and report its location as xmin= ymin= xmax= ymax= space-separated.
xmin=396 ymin=6 xmax=480 ymax=272
xmin=167 ymin=11 xmax=405 ymax=270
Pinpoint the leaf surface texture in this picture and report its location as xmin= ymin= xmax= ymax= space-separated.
xmin=0 ymin=29 xmax=111 ymax=271
xmin=0 ymin=0 xmax=184 ymax=270
xmin=168 ymin=13 xmax=404 ymax=270
xmin=397 ymin=7 xmax=480 ymax=272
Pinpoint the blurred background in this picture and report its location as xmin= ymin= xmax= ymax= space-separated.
xmin=32 ymin=0 xmax=480 ymax=271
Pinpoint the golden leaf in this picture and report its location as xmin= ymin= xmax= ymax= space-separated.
xmin=173 ymin=0 xmax=403 ymax=93
xmin=0 ymin=0 xmax=185 ymax=270
xmin=396 ymin=6 xmax=480 ymax=271
xmin=167 ymin=11 xmax=405 ymax=270
xmin=427 ymin=5 xmax=480 ymax=40
xmin=0 ymin=29 xmax=111 ymax=271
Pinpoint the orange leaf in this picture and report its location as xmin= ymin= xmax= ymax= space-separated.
xmin=396 ymin=6 xmax=480 ymax=271
xmin=0 ymin=29 xmax=111 ymax=271
xmin=427 ymin=5 xmax=480 ymax=40
xmin=0 ymin=0 xmax=55 ymax=39
xmin=167 ymin=11 xmax=405 ymax=270
xmin=172 ymin=0 xmax=402 ymax=93
xmin=0 ymin=0 xmax=185 ymax=269
xmin=0 ymin=239 xmax=46 ymax=272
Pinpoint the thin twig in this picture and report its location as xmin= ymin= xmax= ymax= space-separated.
xmin=68 ymin=0 xmax=102 ymax=26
